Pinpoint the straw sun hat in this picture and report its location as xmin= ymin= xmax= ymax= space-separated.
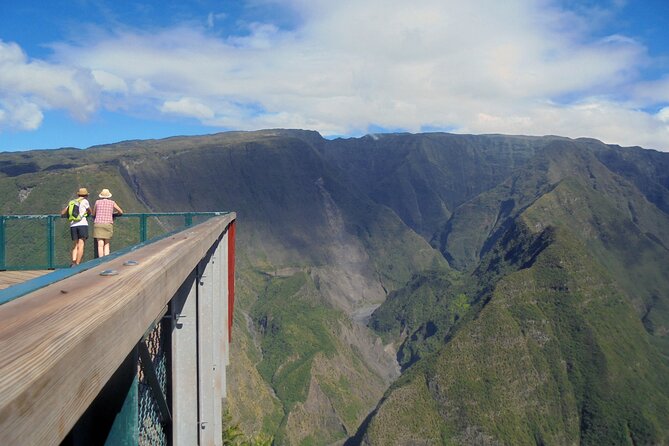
xmin=98 ymin=189 xmax=112 ymax=198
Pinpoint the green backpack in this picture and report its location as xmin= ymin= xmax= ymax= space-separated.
xmin=66 ymin=198 xmax=84 ymax=222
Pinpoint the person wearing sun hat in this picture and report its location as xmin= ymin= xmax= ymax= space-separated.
xmin=92 ymin=188 xmax=123 ymax=257
xmin=61 ymin=187 xmax=91 ymax=266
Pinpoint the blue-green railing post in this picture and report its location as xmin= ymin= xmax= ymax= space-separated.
xmin=139 ymin=215 xmax=148 ymax=242
xmin=47 ymin=216 xmax=56 ymax=269
xmin=185 ymin=213 xmax=193 ymax=227
xmin=0 ymin=217 xmax=5 ymax=270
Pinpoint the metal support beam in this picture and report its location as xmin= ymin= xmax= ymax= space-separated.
xmin=220 ymin=229 xmax=230 ymax=396
xmin=227 ymin=220 xmax=236 ymax=343
xmin=210 ymin=239 xmax=224 ymax=439
xmin=0 ymin=216 xmax=5 ymax=270
xmin=139 ymin=214 xmax=148 ymax=242
xmin=197 ymin=245 xmax=222 ymax=446
xmin=47 ymin=215 xmax=56 ymax=269
xmin=171 ymin=272 xmax=199 ymax=445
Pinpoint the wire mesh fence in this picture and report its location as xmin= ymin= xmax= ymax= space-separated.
xmin=138 ymin=316 xmax=170 ymax=446
xmin=0 ymin=212 xmax=227 ymax=270
xmin=0 ymin=216 xmax=69 ymax=269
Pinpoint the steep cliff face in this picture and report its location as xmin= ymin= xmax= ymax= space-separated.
xmin=360 ymin=141 xmax=669 ymax=445
xmin=362 ymin=223 xmax=669 ymax=445
xmin=1 ymin=130 xmax=668 ymax=445
xmin=88 ymin=130 xmax=446 ymax=440
xmin=317 ymin=133 xmax=557 ymax=240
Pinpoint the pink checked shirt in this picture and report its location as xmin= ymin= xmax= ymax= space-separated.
xmin=94 ymin=199 xmax=116 ymax=224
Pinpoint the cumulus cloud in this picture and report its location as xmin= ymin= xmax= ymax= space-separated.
xmin=92 ymin=69 xmax=128 ymax=93
xmin=0 ymin=40 xmax=99 ymax=130
xmin=0 ymin=98 xmax=43 ymax=131
xmin=2 ymin=0 xmax=669 ymax=150
xmin=161 ymin=97 xmax=215 ymax=120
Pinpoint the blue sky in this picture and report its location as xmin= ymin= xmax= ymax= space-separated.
xmin=1 ymin=0 xmax=668 ymax=151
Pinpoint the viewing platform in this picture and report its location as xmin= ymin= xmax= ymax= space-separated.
xmin=0 ymin=212 xmax=236 ymax=445
xmin=0 ymin=270 xmax=50 ymax=290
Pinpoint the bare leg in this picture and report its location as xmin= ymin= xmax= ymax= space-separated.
xmin=75 ymin=239 xmax=85 ymax=264
xmin=103 ymin=240 xmax=111 ymax=256
xmin=71 ymin=241 xmax=78 ymax=264
xmin=97 ymin=239 xmax=105 ymax=257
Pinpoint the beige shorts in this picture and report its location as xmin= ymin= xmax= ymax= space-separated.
xmin=94 ymin=223 xmax=114 ymax=240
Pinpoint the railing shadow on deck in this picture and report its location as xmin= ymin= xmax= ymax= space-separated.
xmin=0 ymin=212 xmax=236 ymax=446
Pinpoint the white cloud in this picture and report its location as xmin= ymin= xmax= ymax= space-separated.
xmin=92 ymin=69 xmax=128 ymax=93
xmin=161 ymin=97 xmax=215 ymax=120
xmin=0 ymin=40 xmax=99 ymax=128
xmin=466 ymin=99 xmax=669 ymax=150
xmin=633 ymin=77 xmax=669 ymax=103
xmin=132 ymin=78 xmax=153 ymax=95
xmin=2 ymin=0 xmax=669 ymax=150
xmin=658 ymin=107 xmax=669 ymax=123
xmin=0 ymin=98 xmax=43 ymax=131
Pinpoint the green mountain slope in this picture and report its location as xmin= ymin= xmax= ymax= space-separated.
xmin=361 ymin=224 xmax=669 ymax=445
xmin=358 ymin=143 xmax=669 ymax=445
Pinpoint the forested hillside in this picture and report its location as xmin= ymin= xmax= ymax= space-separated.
xmin=1 ymin=130 xmax=667 ymax=445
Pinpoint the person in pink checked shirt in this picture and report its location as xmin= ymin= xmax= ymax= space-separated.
xmin=91 ymin=188 xmax=124 ymax=257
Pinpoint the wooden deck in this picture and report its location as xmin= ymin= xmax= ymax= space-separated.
xmin=0 ymin=270 xmax=51 ymax=290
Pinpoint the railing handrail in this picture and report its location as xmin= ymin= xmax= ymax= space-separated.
xmin=0 ymin=214 xmax=226 ymax=305
xmin=0 ymin=211 xmax=228 ymax=219
xmin=0 ymin=213 xmax=236 ymax=446
xmin=0 ymin=211 xmax=231 ymax=271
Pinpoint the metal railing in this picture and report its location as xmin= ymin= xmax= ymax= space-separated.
xmin=0 ymin=212 xmax=228 ymax=270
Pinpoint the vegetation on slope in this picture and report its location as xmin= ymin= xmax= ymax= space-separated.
xmin=362 ymin=220 xmax=669 ymax=445
xmin=360 ymin=152 xmax=669 ymax=444
xmin=250 ymin=271 xmax=390 ymax=444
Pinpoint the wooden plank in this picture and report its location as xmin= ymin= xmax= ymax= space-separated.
xmin=0 ymin=213 xmax=236 ymax=446
xmin=0 ymin=270 xmax=51 ymax=290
